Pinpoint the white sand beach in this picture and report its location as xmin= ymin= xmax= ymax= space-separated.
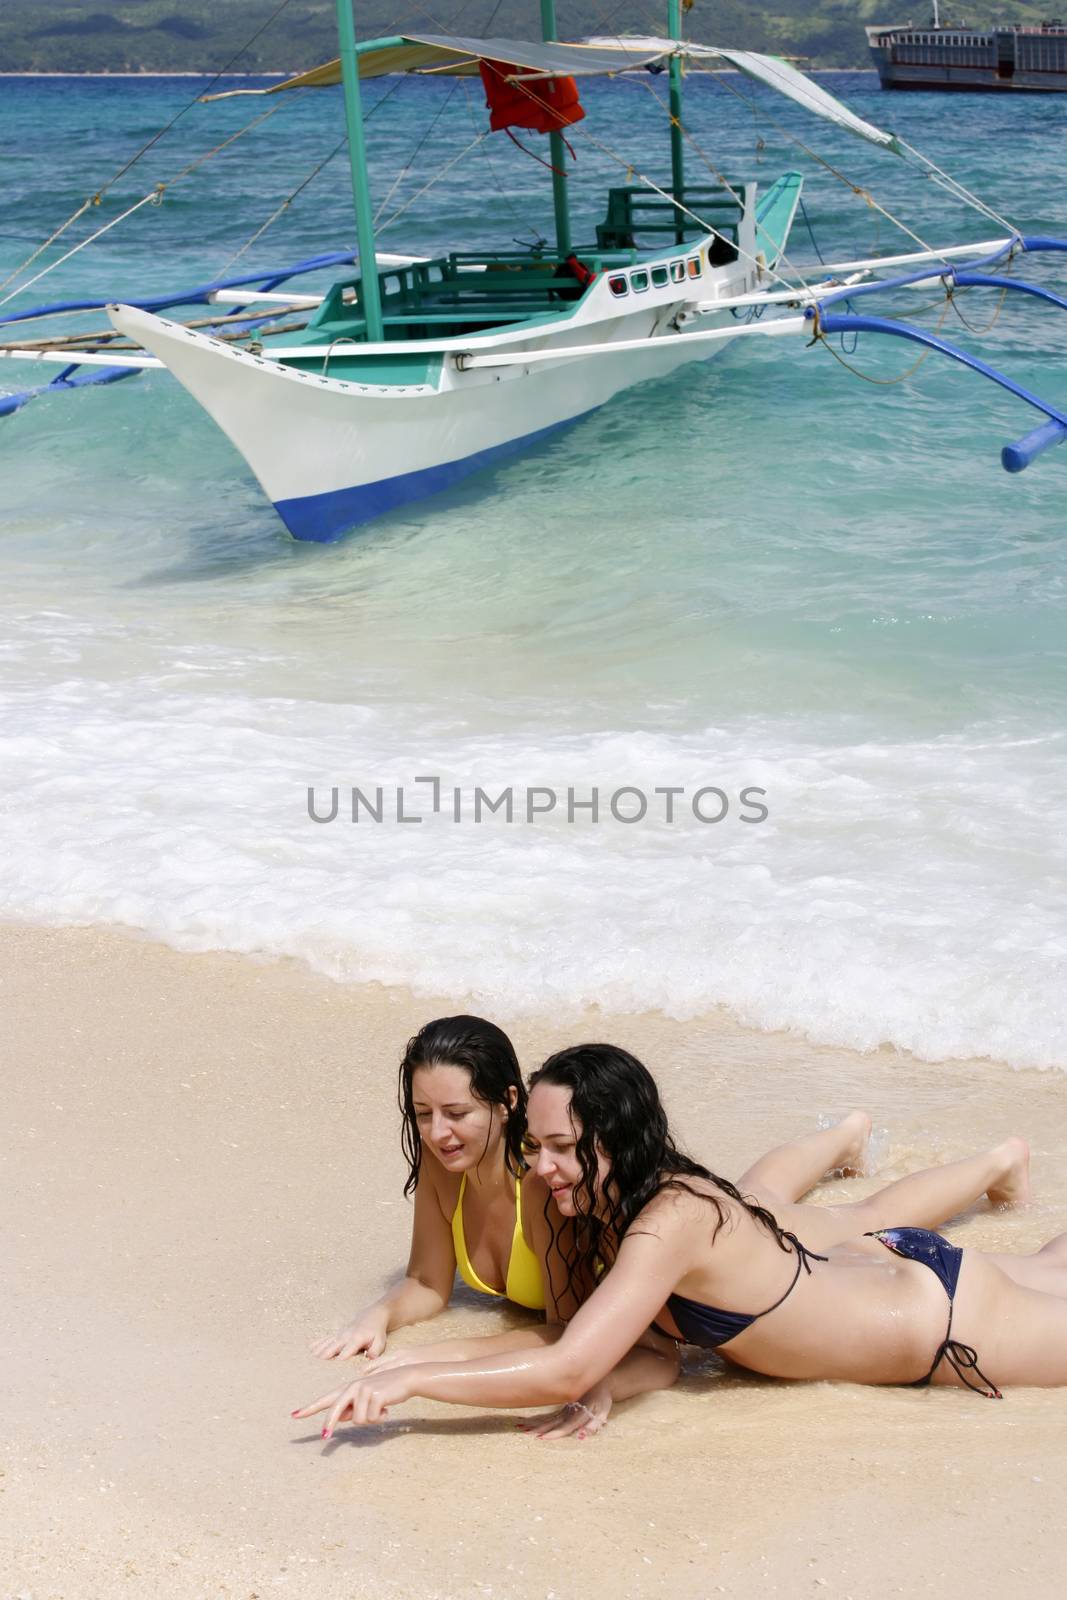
xmin=5 ymin=922 xmax=1066 ymax=1600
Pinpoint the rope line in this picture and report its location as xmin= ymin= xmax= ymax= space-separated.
xmin=0 ymin=199 xmax=93 ymax=296
xmin=691 ymin=64 xmax=943 ymax=264
xmin=0 ymin=0 xmax=300 ymax=296
xmin=216 ymin=135 xmax=350 ymax=276
xmin=374 ymin=80 xmax=461 ymax=224
xmin=0 ymin=95 xmax=300 ymax=308
xmin=0 ymin=189 xmax=164 ymax=312
xmin=946 ymin=281 xmax=1010 ymax=337
xmin=375 ymin=135 xmax=489 ymax=236
xmin=896 ymin=140 xmax=1017 ymax=235
xmin=102 ymin=0 xmax=299 ymax=194
xmin=813 ymin=291 xmax=954 ymax=385
xmin=212 ymin=73 xmax=410 ymax=274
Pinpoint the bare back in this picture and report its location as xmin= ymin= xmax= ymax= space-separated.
xmin=647 ymin=1180 xmax=951 ymax=1384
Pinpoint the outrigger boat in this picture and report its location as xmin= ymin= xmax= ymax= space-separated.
xmin=4 ymin=3 xmax=1067 ymax=541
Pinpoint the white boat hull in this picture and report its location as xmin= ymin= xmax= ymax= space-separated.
xmin=110 ymin=298 xmax=747 ymax=539
xmin=103 ymin=159 xmax=808 ymax=542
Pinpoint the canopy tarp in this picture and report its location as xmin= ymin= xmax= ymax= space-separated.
xmin=204 ymin=33 xmax=900 ymax=155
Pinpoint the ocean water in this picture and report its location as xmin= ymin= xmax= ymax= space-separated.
xmin=2 ymin=64 xmax=1066 ymax=1069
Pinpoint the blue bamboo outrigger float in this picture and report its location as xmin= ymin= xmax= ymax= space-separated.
xmin=2 ymin=2 xmax=1067 ymax=537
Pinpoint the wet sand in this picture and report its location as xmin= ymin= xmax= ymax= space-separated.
xmin=4 ymin=921 xmax=1066 ymax=1599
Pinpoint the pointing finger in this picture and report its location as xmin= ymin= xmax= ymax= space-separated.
xmin=291 ymin=1387 xmax=345 ymax=1420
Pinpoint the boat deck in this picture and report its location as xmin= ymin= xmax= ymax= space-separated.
xmin=271 ymin=184 xmax=745 ymax=352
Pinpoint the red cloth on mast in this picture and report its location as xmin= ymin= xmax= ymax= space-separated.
xmin=478 ymin=59 xmax=586 ymax=135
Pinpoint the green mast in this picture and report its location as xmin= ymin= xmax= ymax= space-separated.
xmin=336 ymin=0 xmax=384 ymax=341
xmin=539 ymin=0 xmax=572 ymax=258
xmin=667 ymin=0 xmax=686 ymax=243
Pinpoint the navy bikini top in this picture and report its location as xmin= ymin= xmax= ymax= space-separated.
xmin=658 ymin=1231 xmax=827 ymax=1349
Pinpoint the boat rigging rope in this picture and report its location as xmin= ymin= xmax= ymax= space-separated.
xmin=812 ymin=290 xmax=955 ymax=385
xmin=0 ymin=97 xmax=298 ymax=311
xmin=375 ymin=135 xmax=490 ymax=236
xmin=216 ymin=72 xmax=416 ymax=274
xmin=224 ymin=0 xmax=507 ymax=268
xmin=216 ymin=133 xmax=350 ymax=276
xmin=459 ymin=77 xmax=545 ymax=243
xmin=397 ymin=0 xmax=807 ymax=297
xmin=0 ymin=189 xmax=165 ymax=312
xmin=945 ymin=281 xmax=1011 ymax=337
xmin=0 ymin=200 xmax=94 ymax=297
xmin=894 ymin=141 xmax=1017 ymax=235
xmin=574 ymin=0 xmax=814 ymax=287
xmin=374 ymin=81 xmax=462 ymax=225
xmin=0 ymin=0 xmax=300 ymax=298
xmin=690 ymin=64 xmax=945 ymax=265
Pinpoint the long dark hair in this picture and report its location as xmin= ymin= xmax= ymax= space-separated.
xmin=398 ymin=1015 xmax=527 ymax=1198
xmin=530 ymin=1043 xmax=791 ymax=1304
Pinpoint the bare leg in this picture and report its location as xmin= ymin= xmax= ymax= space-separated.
xmin=983 ymin=1227 xmax=1067 ymax=1294
xmin=761 ymin=1137 xmax=1032 ymax=1254
xmin=936 ymin=1242 xmax=1067 ymax=1388
xmin=815 ymin=1137 xmax=1031 ymax=1246
xmin=739 ymin=1111 xmax=872 ymax=1204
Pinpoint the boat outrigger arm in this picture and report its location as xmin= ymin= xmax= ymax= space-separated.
xmin=453 ymin=233 xmax=1067 ymax=473
xmin=5 ymin=7 xmax=1067 ymax=537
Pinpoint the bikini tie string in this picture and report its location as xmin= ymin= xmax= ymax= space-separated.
xmin=936 ymin=1339 xmax=1003 ymax=1399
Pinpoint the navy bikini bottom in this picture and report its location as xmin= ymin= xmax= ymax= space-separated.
xmin=866 ymin=1227 xmax=1002 ymax=1398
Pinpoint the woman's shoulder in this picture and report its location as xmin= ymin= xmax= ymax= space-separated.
xmin=519 ymin=1168 xmax=553 ymax=1243
xmin=415 ymin=1157 xmax=462 ymax=1221
xmin=636 ymin=1173 xmax=749 ymax=1237
xmin=520 ymin=1167 xmax=550 ymax=1206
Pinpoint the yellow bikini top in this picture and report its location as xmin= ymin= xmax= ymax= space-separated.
xmin=451 ymin=1172 xmax=545 ymax=1311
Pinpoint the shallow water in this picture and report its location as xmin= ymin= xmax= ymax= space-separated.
xmin=1 ymin=64 xmax=1066 ymax=1066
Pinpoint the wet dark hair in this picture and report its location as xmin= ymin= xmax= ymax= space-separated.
xmin=398 ymin=1015 xmax=527 ymax=1198
xmin=529 ymin=1043 xmax=791 ymax=1304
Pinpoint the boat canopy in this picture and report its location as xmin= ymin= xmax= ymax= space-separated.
xmin=204 ymin=33 xmax=900 ymax=154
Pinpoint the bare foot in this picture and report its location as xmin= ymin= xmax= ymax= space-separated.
xmin=987 ymin=1135 xmax=1032 ymax=1207
xmin=833 ymin=1110 xmax=873 ymax=1177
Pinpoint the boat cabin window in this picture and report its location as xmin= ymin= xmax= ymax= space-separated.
xmin=670 ymin=260 xmax=686 ymax=284
xmin=687 ymin=257 xmax=702 ymax=279
xmin=631 ymin=270 xmax=650 ymax=292
xmin=651 ymin=265 xmax=670 ymax=287
xmin=609 ymin=275 xmax=629 ymax=297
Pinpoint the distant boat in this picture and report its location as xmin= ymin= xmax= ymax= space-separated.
xmin=867 ymin=7 xmax=1067 ymax=93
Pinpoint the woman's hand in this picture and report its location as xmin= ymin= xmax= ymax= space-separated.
xmin=309 ymin=1308 xmax=390 ymax=1362
xmin=364 ymin=1342 xmax=450 ymax=1373
xmin=291 ymin=1366 xmax=415 ymax=1437
xmin=518 ymin=1380 xmax=613 ymax=1442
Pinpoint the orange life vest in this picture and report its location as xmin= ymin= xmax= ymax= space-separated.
xmin=478 ymin=59 xmax=586 ymax=135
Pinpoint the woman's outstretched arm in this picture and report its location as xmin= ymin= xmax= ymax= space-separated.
xmin=521 ymin=1171 xmax=680 ymax=1436
xmin=362 ymin=1171 xmax=680 ymax=1434
xmin=294 ymin=1201 xmax=690 ymax=1434
xmin=310 ymin=1171 xmax=457 ymax=1360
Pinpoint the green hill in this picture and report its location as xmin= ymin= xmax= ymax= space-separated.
xmin=0 ymin=1 xmax=1058 ymax=73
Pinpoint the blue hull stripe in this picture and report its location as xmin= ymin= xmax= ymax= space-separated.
xmin=273 ymin=409 xmax=596 ymax=542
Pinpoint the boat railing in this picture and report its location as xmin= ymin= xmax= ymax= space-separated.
xmin=596 ymin=184 xmax=744 ymax=256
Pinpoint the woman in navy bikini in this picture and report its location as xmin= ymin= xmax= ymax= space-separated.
xmin=295 ymin=1043 xmax=1067 ymax=1436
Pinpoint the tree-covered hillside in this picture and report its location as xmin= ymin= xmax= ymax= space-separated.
xmin=0 ymin=0 xmax=1057 ymax=73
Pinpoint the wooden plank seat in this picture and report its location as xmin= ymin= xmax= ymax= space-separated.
xmin=596 ymin=185 xmax=742 ymax=258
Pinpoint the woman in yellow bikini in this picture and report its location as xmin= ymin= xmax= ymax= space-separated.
xmin=312 ymin=1015 xmax=682 ymax=1419
xmin=311 ymin=1014 xmax=1030 ymax=1436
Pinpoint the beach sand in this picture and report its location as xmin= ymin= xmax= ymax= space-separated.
xmin=4 ymin=921 xmax=1066 ymax=1599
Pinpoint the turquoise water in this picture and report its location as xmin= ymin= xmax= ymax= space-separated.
xmin=2 ymin=68 xmax=1066 ymax=1066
